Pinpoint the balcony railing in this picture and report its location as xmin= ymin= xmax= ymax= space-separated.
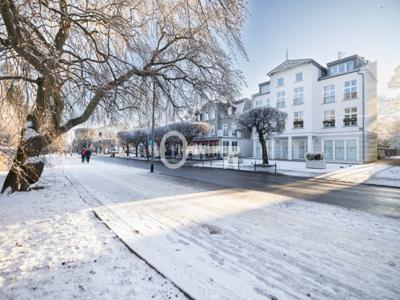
xmin=323 ymin=120 xmax=335 ymax=128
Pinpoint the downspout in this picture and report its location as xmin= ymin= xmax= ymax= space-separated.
xmin=357 ymin=69 xmax=365 ymax=163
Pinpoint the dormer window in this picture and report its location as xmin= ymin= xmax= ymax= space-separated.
xmin=329 ymin=60 xmax=354 ymax=76
xmin=260 ymin=84 xmax=270 ymax=94
xmin=277 ymin=78 xmax=284 ymax=87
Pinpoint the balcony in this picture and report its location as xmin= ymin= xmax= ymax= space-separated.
xmin=293 ymin=120 xmax=304 ymax=129
xmin=343 ymin=92 xmax=357 ymax=101
xmin=343 ymin=117 xmax=357 ymax=127
xmin=323 ymin=120 xmax=335 ymax=128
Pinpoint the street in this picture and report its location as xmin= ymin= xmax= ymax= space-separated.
xmin=59 ymin=156 xmax=400 ymax=299
xmin=96 ymin=155 xmax=400 ymax=219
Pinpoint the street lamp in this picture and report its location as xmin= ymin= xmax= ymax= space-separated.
xmin=150 ymin=80 xmax=156 ymax=173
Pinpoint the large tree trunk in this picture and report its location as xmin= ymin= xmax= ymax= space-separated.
xmin=258 ymin=131 xmax=269 ymax=165
xmin=1 ymin=116 xmax=48 ymax=193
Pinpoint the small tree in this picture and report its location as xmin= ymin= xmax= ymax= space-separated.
xmin=237 ymin=107 xmax=287 ymax=164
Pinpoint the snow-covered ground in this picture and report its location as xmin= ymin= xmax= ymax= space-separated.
xmin=317 ymin=160 xmax=400 ymax=188
xmin=1 ymin=157 xmax=399 ymax=299
xmin=0 ymin=164 xmax=185 ymax=300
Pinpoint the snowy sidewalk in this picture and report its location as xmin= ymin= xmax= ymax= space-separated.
xmin=0 ymin=166 xmax=185 ymax=300
xmin=317 ymin=159 xmax=400 ymax=188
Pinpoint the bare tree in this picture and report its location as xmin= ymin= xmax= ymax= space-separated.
xmin=0 ymin=0 xmax=246 ymax=192
xmin=164 ymin=121 xmax=209 ymax=145
xmin=237 ymin=107 xmax=287 ymax=164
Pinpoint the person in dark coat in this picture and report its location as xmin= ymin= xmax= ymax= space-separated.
xmin=81 ymin=147 xmax=86 ymax=163
xmin=85 ymin=148 xmax=92 ymax=163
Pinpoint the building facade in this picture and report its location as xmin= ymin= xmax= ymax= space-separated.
xmin=192 ymin=99 xmax=253 ymax=157
xmin=252 ymin=55 xmax=378 ymax=163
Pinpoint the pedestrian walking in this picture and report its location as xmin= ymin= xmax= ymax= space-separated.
xmin=81 ymin=147 xmax=86 ymax=163
xmin=85 ymin=148 xmax=92 ymax=163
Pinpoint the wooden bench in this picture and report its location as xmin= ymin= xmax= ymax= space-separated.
xmin=253 ymin=161 xmax=277 ymax=174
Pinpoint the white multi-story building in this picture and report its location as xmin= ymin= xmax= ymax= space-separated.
xmin=252 ymin=55 xmax=377 ymax=163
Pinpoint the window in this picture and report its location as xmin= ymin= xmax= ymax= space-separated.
xmin=276 ymin=91 xmax=285 ymax=108
xmin=204 ymin=112 xmax=209 ymax=121
xmin=255 ymin=100 xmax=262 ymax=107
xmin=293 ymin=111 xmax=304 ymax=128
xmin=223 ymin=141 xmax=229 ymax=157
xmin=260 ymin=84 xmax=270 ymax=94
xmin=346 ymin=140 xmax=357 ymax=161
xmin=293 ymin=87 xmax=304 ymax=105
xmin=323 ymin=110 xmax=335 ymax=127
xmin=232 ymin=124 xmax=237 ymax=137
xmin=329 ymin=61 xmax=354 ymax=76
xmin=232 ymin=141 xmax=238 ymax=154
xmin=344 ymin=107 xmax=357 ymax=126
xmin=335 ymin=140 xmax=345 ymax=161
xmin=277 ymin=78 xmax=284 ymax=87
xmin=210 ymin=125 xmax=215 ymax=136
xmin=295 ymin=72 xmax=303 ymax=82
xmin=210 ymin=110 xmax=215 ymax=120
xmin=223 ymin=124 xmax=228 ymax=135
xmin=227 ymin=107 xmax=233 ymax=115
xmin=324 ymin=140 xmax=333 ymax=160
xmin=344 ymin=80 xmax=357 ymax=100
xmin=323 ymin=84 xmax=335 ymax=103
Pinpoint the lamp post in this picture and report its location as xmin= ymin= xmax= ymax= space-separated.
xmin=150 ymin=80 xmax=156 ymax=173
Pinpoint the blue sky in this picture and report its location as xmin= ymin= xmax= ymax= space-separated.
xmin=239 ymin=0 xmax=400 ymax=98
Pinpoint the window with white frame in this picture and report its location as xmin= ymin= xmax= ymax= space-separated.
xmin=344 ymin=80 xmax=357 ymax=100
xmin=277 ymin=78 xmax=284 ymax=87
xmin=344 ymin=107 xmax=357 ymax=126
xmin=204 ymin=112 xmax=209 ymax=121
xmin=223 ymin=124 xmax=228 ymax=135
xmin=323 ymin=84 xmax=335 ymax=103
xmin=276 ymin=91 xmax=285 ymax=108
xmin=255 ymin=100 xmax=262 ymax=107
xmin=210 ymin=110 xmax=215 ymax=119
xmin=329 ymin=61 xmax=354 ymax=76
xmin=293 ymin=87 xmax=304 ymax=105
xmin=232 ymin=124 xmax=237 ymax=136
xmin=210 ymin=125 xmax=215 ymax=136
xmin=260 ymin=84 xmax=270 ymax=94
xmin=223 ymin=141 xmax=229 ymax=157
xmin=323 ymin=110 xmax=335 ymax=127
xmin=232 ymin=141 xmax=238 ymax=154
xmin=293 ymin=111 xmax=304 ymax=128
xmin=295 ymin=72 xmax=303 ymax=82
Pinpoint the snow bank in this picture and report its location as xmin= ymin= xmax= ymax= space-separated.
xmin=23 ymin=128 xmax=40 ymax=142
xmin=23 ymin=156 xmax=44 ymax=166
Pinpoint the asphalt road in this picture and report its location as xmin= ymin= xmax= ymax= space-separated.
xmin=95 ymin=155 xmax=400 ymax=219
